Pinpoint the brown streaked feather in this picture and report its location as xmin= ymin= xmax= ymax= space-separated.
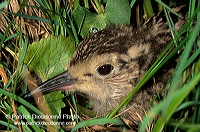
xmin=66 ymin=8 xmax=186 ymax=126
xmin=67 ymin=18 xmax=176 ymax=121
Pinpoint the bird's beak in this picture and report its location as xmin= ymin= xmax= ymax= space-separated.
xmin=24 ymin=70 xmax=77 ymax=98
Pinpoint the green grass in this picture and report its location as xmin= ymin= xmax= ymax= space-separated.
xmin=0 ymin=0 xmax=199 ymax=131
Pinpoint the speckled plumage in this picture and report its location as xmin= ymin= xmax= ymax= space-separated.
xmin=66 ymin=18 xmax=174 ymax=124
xmin=26 ymin=13 xmax=185 ymax=125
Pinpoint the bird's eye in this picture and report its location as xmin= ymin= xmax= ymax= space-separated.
xmin=97 ymin=64 xmax=114 ymax=76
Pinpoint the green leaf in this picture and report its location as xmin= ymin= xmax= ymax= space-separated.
xmin=44 ymin=91 xmax=65 ymax=116
xmin=72 ymin=0 xmax=131 ymax=38
xmin=72 ymin=6 xmax=107 ymax=38
xmin=24 ymin=35 xmax=75 ymax=116
xmin=104 ymin=0 xmax=131 ymax=24
xmin=24 ymin=35 xmax=75 ymax=81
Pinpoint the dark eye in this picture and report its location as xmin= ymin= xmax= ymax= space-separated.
xmin=97 ymin=64 xmax=114 ymax=76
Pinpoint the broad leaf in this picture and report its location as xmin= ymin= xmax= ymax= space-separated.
xmin=72 ymin=0 xmax=131 ymax=38
xmin=72 ymin=6 xmax=107 ymax=38
xmin=44 ymin=91 xmax=65 ymax=116
xmin=104 ymin=0 xmax=131 ymax=24
xmin=24 ymin=35 xmax=75 ymax=81
xmin=24 ymin=35 xmax=75 ymax=115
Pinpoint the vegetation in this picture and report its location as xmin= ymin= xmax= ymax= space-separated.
xmin=0 ymin=0 xmax=199 ymax=131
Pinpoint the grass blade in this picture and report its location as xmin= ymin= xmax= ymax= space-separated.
xmin=0 ymin=89 xmax=41 ymax=115
xmin=71 ymin=118 xmax=124 ymax=132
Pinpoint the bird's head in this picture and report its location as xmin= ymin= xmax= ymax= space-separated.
xmin=25 ymin=25 xmax=169 ymax=113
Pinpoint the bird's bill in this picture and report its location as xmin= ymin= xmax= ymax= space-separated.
xmin=24 ymin=70 xmax=76 ymax=98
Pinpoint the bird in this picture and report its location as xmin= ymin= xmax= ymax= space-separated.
xmin=25 ymin=12 xmax=184 ymax=125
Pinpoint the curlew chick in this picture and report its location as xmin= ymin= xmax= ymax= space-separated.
xmin=25 ymin=19 xmax=177 ymax=124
